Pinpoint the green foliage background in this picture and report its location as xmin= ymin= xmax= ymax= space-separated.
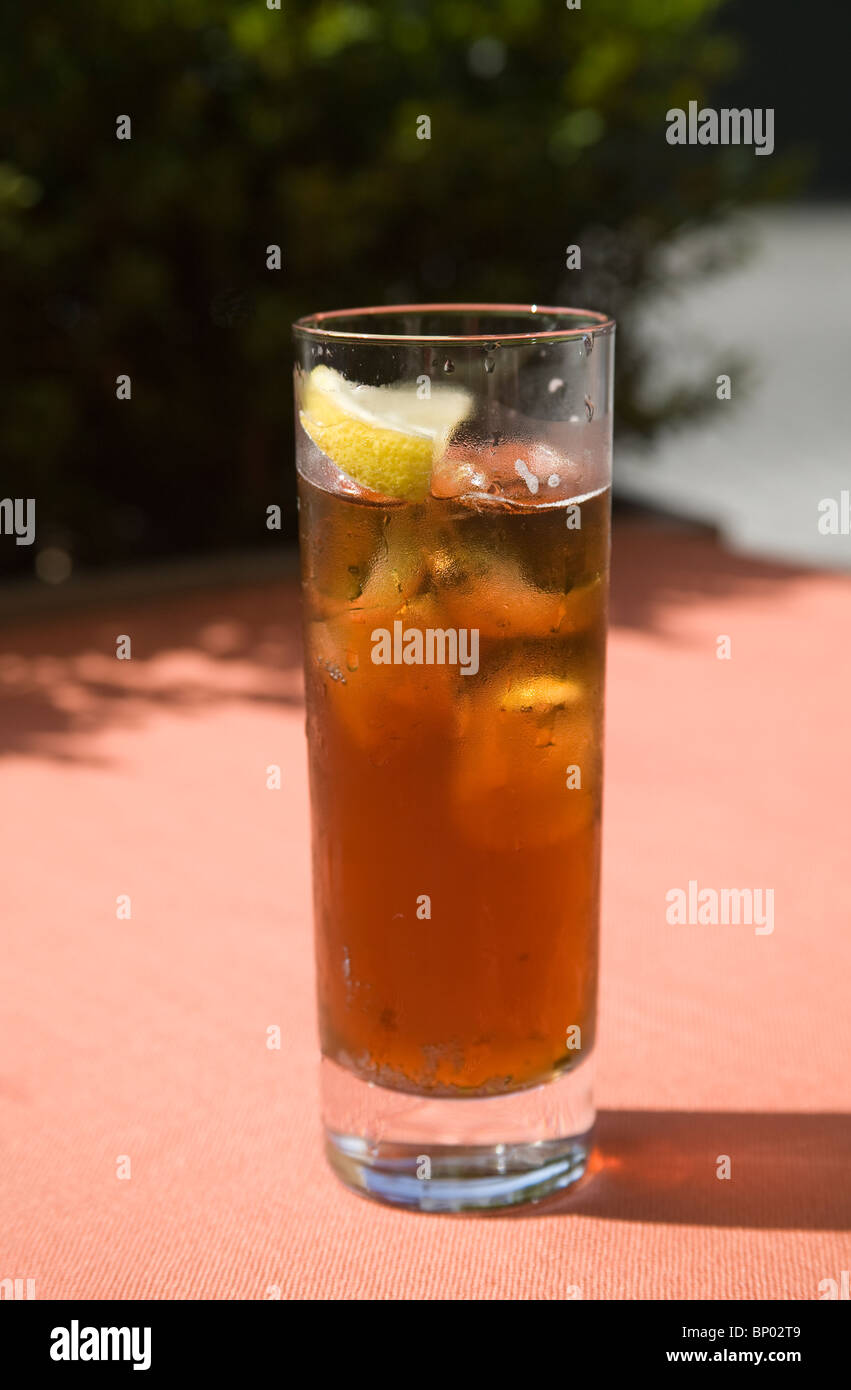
xmin=1 ymin=0 xmax=796 ymax=576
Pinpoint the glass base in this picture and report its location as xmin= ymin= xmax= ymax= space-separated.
xmin=321 ymin=1055 xmax=595 ymax=1212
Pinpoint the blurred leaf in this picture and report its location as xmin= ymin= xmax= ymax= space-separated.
xmin=0 ymin=0 xmax=799 ymax=577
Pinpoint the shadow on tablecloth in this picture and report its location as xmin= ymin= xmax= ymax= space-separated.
xmin=511 ymin=1109 xmax=851 ymax=1228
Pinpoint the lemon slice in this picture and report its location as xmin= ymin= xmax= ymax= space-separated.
xmin=299 ymin=364 xmax=472 ymax=501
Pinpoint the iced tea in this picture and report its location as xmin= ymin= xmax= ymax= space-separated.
xmin=293 ymin=305 xmax=613 ymax=1210
xmin=299 ymin=457 xmax=607 ymax=1096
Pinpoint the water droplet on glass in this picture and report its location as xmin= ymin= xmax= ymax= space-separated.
xmin=547 ymin=377 xmax=564 ymax=394
xmin=483 ymin=341 xmax=499 ymax=352
xmin=484 ymin=356 xmax=495 ymax=373
xmin=583 ymin=334 xmax=593 ymax=355
xmin=584 ymin=395 xmax=595 ymax=421
xmin=514 ymin=459 xmax=539 ymax=495
xmin=547 ymin=474 xmax=560 ymax=488
xmin=443 ymin=358 xmax=454 ymax=374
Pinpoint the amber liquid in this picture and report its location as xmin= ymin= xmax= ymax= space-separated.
xmin=299 ymin=472 xmax=608 ymax=1097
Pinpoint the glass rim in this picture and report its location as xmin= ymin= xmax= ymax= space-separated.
xmin=292 ymin=302 xmax=615 ymax=346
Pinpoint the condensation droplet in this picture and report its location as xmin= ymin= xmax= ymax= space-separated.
xmin=548 ymin=377 xmax=564 ymax=394
xmin=583 ymin=334 xmax=593 ymax=355
xmin=514 ymin=458 xmax=539 ymax=495
xmin=484 ymin=356 xmax=495 ymax=373
xmin=584 ymin=395 xmax=595 ymax=421
xmin=547 ymin=474 xmax=560 ymax=487
xmin=443 ymin=358 xmax=454 ymax=374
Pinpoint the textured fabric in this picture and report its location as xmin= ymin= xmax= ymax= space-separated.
xmin=1 ymin=524 xmax=849 ymax=1300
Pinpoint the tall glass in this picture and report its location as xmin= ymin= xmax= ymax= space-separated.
xmin=293 ymin=305 xmax=614 ymax=1211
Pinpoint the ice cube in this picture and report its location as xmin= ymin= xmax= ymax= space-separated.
xmin=431 ymin=437 xmax=589 ymax=505
xmin=432 ymin=545 xmax=603 ymax=640
xmin=449 ymin=676 xmax=598 ymax=850
xmin=429 ymin=453 xmax=491 ymax=499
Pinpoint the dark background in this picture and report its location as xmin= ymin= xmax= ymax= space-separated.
xmin=0 ymin=0 xmax=843 ymax=584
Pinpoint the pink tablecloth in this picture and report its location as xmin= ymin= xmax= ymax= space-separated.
xmin=2 ymin=523 xmax=849 ymax=1299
